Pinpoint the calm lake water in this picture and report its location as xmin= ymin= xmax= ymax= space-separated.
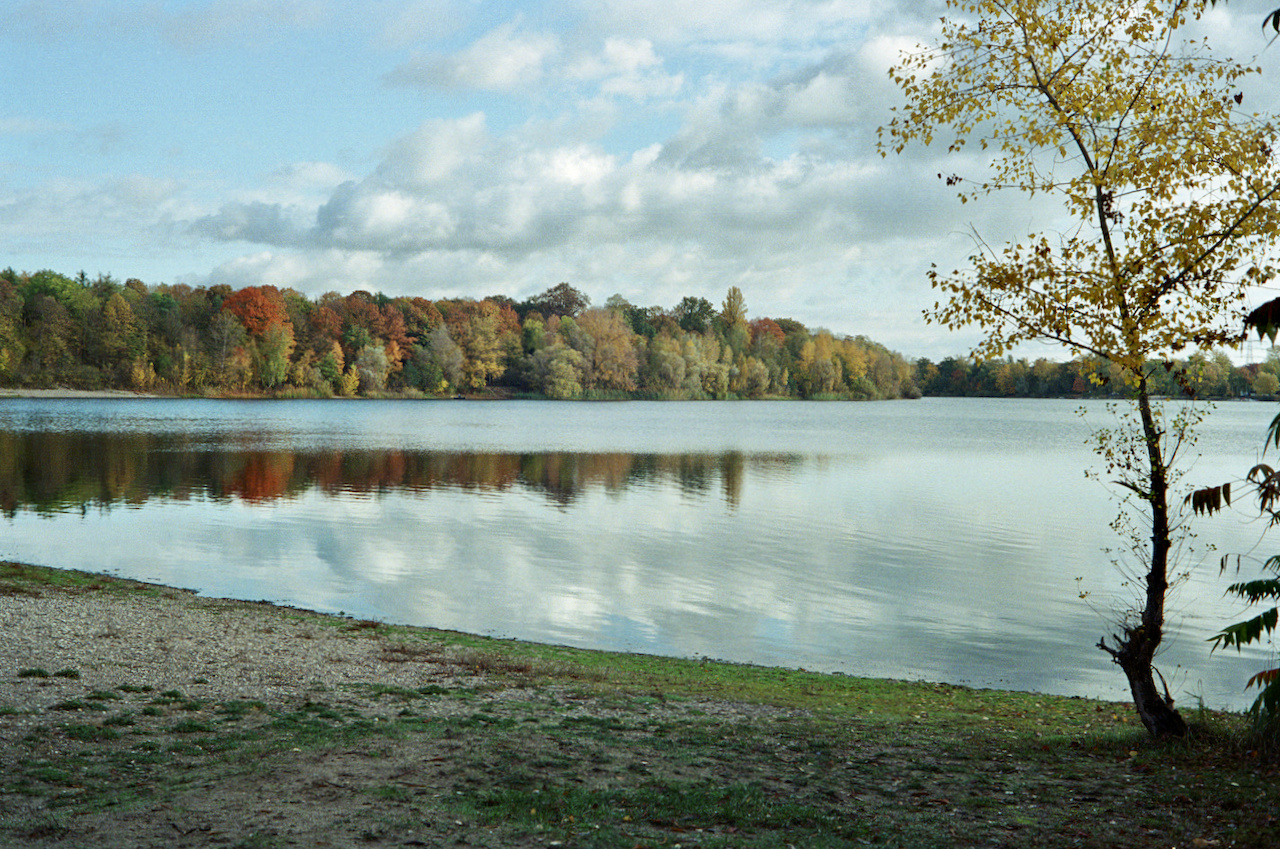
xmin=2 ymin=396 xmax=1276 ymax=709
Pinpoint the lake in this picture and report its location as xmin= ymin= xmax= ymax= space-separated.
xmin=1 ymin=396 xmax=1275 ymax=710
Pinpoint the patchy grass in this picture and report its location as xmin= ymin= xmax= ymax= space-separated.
xmin=0 ymin=561 xmax=166 ymax=598
xmin=1 ymin=562 xmax=1277 ymax=848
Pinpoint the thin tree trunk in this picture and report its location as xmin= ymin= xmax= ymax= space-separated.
xmin=1099 ymin=384 xmax=1188 ymax=738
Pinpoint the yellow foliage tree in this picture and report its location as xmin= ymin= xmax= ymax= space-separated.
xmin=882 ymin=0 xmax=1280 ymax=737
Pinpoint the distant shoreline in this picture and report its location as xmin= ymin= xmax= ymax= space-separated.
xmin=0 ymin=388 xmax=159 ymax=399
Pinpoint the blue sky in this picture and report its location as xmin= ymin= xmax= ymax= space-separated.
xmin=2 ymin=0 xmax=1278 ymax=361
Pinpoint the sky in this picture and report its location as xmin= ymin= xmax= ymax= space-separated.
xmin=2 ymin=0 xmax=1279 ymax=362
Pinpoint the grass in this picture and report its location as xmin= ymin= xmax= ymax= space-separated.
xmin=2 ymin=561 xmax=1278 ymax=848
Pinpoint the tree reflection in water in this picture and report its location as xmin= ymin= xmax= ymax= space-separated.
xmin=0 ymin=430 xmax=797 ymax=514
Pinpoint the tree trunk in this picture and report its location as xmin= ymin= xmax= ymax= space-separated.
xmin=1099 ymin=384 xmax=1188 ymax=738
xmin=1102 ymin=624 xmax=1188 ymax=738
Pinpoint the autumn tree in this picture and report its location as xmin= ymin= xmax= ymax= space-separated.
xmin=576 ymin=308 xmax=639 ymax=392
xmin=883 ymin=0 xmax=1280 ymax=736
xmin=0 ymin=267 xmax=927 ymax=400
xmin=444 ymin=300 xmax=509 ymax=391
xmin=206 ymin=310 xmax=248 ymax=379
xmin=0 ymin=279 xmax=23 ymax=381
xmin=354 ymin=344 xmax=390 ymax=393
xmin=424 ymin=324 xmax=465 ymax=391
xmin=222 ymin=285 xmax=290 ymax=339
xmin=309 ymin=304 xmax=344 ymax=358
xmin=98 ymin=292 xmax=145 ymax=377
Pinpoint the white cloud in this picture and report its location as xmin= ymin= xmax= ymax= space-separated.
xmin=2 ymin=175 xmax=189 ymax=250
xmin=161 ymin=1 xmax=1004 ymax=348
xmin=374 ymin=113 xmax=490 ymax=187
xmin=207 ymin=248 xmax=386 ymax=293
xmin=385 ymin=20 xmax=559 ymax=91
xmin=260 ymin=161 xmax=354 ymax=204
xmin=317 ymin=185 xmax=457 ymax=251
xmin=191 ymin=200 xmax=309 ymax=246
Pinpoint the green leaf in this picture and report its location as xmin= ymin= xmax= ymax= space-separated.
xmin=1224 ymin=581 xmax=1280 ymax=604
xmin=1209 ymin=608 xmax=1279 ymax=651
xmin=1268 ymin=414 xmax=1280 ymax=453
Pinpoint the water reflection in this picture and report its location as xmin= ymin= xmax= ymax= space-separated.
xmin=0 ymin=430 xmax=793 ymax=514
xmin=3 ymin=397 xmax=1276 ymax=710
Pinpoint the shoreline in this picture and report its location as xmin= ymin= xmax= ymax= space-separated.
xmin=0 ymin=388 xmax=159 ymax=400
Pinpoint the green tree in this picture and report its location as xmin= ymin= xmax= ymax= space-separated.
xmin=673 ymin=296 xmax=716 ymax=334
xmin=533 ymin=344 xmax=586 ymax=399
xmin=739 ymin=356 xmax=771 ymax=398
xmin=521 ymin=282 xmax=590 ymax=319
xmin=25 ymin=295 xmax=78 ymax=384
xmin=1254 ymin=371 xmax=1279 ymax=397
xmin=644 ymin=334 xmax=686 ymax=394
xmin=1194 ymin=303 xmax=1280 ymax=751
xmin=401 ymin=344 xmax=445 ymax=394
xmin=883 ymin=0 xmax=1280 ymax=737
xmin=256 ymin=321 xmax=296 ymax=389
xmin=316 ymin=342 xmax=345 ymax=392
xmin=720 ymin=286 xmax=750 ymax=354
xmin=1210 ymin=553 xmax=1280 ymax=738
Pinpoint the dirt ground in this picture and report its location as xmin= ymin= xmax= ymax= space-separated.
xmin=2 ymin=563 xmax=1278 ymax=848
xmin=0 ymin=568 xmax=816 ymax=848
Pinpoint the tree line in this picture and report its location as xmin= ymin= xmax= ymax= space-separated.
xmin=914 ymin=349 xmax=1276 ymax=400
xmin=0 ymin=269 xmax=920 ymax=400
xmin=5 ymin=267 xmax=1268 ymax=403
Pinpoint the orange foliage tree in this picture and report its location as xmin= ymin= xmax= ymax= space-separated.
xmin=222 ymin=285 xmax=291 ymax=338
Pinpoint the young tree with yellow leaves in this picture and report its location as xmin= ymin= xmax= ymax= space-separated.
xmin=882 ymin=0 xmax=1280 ymax=737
